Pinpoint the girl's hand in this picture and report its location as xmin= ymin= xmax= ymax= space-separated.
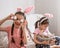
xmin=21 ymin=20 xmax=28 ymax=29
xmin=7 ymin=14 xmax=15 ymax=20
xmin=42 ymin=40 xmax=49 ymax=45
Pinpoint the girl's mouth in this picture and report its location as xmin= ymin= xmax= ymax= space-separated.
xmin=15 ymin=21 xmax=21 ymax=25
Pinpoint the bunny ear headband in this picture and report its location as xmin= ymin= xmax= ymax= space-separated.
xmin=44 ymin=13 xmax=53 ymax=19
xmin=39 ymin=13 xmax=53 ymax=24
xmin=11 ymin=6 xmax=34 ymax=22
xmin=17 ymin=6 xmax=34 ymax=14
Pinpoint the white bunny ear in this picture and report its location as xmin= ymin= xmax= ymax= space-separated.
xmin=24 ymin=6 xmax=34 ymax=14
xmin=44 ymin=13 xmax=53 ymax=18
xmin=17 ymin=8 xmax=22 ymax=12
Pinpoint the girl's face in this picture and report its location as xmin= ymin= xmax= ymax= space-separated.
xmin=39 ymin=24 xmax=49 ymax=30
xmin=14 ymin=14 xmax=24 ymax=26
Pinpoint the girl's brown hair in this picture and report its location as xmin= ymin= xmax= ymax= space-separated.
xmin=15 ymin=11 xmax=26 ymax=19
xmin=35 ymin=17 xmax=49 ymax=28
xmin=11 ymin=11 xmax=26 ymax=46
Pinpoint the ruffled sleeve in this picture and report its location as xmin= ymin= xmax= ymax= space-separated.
xmin=33 ymin=28 xmax=39 ymax=35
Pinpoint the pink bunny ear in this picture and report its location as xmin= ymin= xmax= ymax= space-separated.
xmin=24 ymin=6 xmax=34 ymax=14
xmin=17 ymin=8 xmax=22 ymax=12
xmin=44 ymin=13 xmax=53 ymax=18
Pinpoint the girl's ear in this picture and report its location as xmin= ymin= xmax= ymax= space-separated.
xmin=17 ymin=8 xmax=22 ymax=12
xmin=24 ymin=6 xmax=34 ymax=14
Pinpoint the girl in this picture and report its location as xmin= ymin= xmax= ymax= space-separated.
xmin=34 ymin=17 xmax=54 ymax=48
xmin=0 ymin=11 xmax=27 ymax=48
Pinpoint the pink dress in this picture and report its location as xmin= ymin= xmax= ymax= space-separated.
xmin=5 ymin=26 xmax=26 ymax=48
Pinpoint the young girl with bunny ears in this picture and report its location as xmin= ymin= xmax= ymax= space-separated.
xmin=34 ymin=13 xmax=60 ymax=48
xmin=0 ymin=6 xmax=34 ymax=48
xmin=0 ymin=11 xmax=28 ymax=48
xmin=33 ymin=13 xmax=57 ymax=48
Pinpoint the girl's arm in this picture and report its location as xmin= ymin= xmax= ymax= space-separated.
xmin=21 ymin=20 xmax=28 ymax=44
xmin=0 ymin=14 xmax=14 ymax=32
xmin=34 ymin=34 xmax=43 ymax=44
xmin=0 ymin=17 xmax=8 ymax=32
xmin=0 ymin=26 xmax=9 ymax=32
xmin=23 ymin=29 xmax=27 ymax=44
xmin=0 ymin=17 xmax=8 ymax=25
xmin=34 ymin=34 xmax=49 ymax=45
xmin=0 ymin=14 xmax=14 ymax=25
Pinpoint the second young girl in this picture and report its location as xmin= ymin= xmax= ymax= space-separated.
xmin=34 ymin=17 xmax=55 ymax=48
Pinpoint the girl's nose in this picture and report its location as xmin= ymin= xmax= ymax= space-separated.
xmin=17 ymin=20 xmax=20 ymax=23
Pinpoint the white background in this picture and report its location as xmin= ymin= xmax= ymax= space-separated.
xmin=0 ymin=0 xmax=35 ymax=19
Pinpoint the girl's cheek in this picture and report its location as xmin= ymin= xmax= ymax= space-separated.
xmin=43 ymin=27 xmax=46 ymax=30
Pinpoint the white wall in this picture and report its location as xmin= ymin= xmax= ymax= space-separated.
xmin=0 ymin=0 xmax=35 ymax=19
xmin=35 ymin=0 xmax=60 ymax=36
xmin=57 ymin=1 xmax=60 ymax=36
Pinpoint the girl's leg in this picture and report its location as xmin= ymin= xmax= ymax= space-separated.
xmin=35 ymin=44 xmax=43 ymax=48
xmin=47 ymin=45 xmax=50 ymax=48
xmin=44 ymin=45 xmax=50 ymax=48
